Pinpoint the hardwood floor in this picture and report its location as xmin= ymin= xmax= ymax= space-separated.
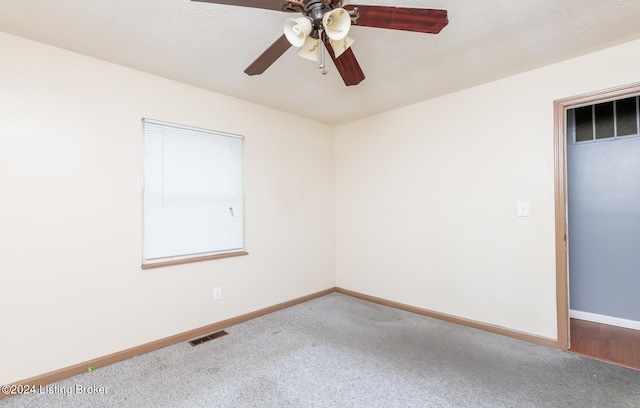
xmin=570 ymin=318 xmax=640 ymax=371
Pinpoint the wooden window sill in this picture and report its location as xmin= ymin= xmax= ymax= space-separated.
xmin=141 ymin=251 xmax=249 ymax=269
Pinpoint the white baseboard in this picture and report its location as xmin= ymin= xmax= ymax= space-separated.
xmin=570 ymin=310 xmax=640 ymax=330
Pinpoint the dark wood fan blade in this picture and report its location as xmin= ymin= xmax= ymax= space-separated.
xmin=324 ymin=35 xmax=365 ymax=86
xmin=191 ymin=0 xmax=303 ymax=12
xmin=343 ymin=5 xmax=448 ymax=34
xmin=244 ymin=35 xmax=292 ymax=76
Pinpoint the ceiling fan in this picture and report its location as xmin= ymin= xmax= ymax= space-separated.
xmin=192 ymin=0 xmax=448 ymax=86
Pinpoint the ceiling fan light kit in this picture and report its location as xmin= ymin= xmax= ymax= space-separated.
xmin=322 ymin=7 xmax=353 ymax=42
xmin=284 ymin=17 xmax=313 ymax=47
xmin=330 ymin=35 xmax=354 ymax=58
xmin=284 ymin=4 xmax=355 ymax=72
xmin=192 ymin=0 xmax=449 ymax=86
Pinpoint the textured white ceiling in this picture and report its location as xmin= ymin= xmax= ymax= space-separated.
xmin=1 ymin=0 xmax=640 ymax=125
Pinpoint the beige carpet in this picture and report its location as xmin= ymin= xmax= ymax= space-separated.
xmin=2 ymin=293 xmax=639 ymax=407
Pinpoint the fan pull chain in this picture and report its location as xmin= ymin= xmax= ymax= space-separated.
xmin=318 ymin=30 xmax=327 ymax=75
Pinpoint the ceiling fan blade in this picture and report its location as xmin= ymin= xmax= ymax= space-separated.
xmin=343 ymin=5 xmax=448 ymax=34
xmin=324 ymin=35 xmax=365 ymax=86
xmin=244 ymin=34 xmax=292 ymax=76
xmin=191 ymin=0 xmax=303 ymax=12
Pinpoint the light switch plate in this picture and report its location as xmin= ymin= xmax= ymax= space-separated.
xmin=213 ymin=287 xmax=222 ymax=300
xmin=517 ymin=201 xmax=530 ymax=217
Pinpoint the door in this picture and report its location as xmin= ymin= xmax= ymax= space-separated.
xmin=567 ymin=97 xmax=640 ymax=325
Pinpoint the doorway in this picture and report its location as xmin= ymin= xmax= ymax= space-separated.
xmin=554 ymin=82 xmax=640 ymax=369
xmin=566 ymin=97 xmax=640 ymax=323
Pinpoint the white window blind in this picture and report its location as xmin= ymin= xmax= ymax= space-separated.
xmin=142 ymin=119 xmax=244 ymax=265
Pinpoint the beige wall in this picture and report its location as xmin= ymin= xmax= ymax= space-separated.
xmin=3 ymin=27 xmax=640 ymax=385
xmin=0 ymin=32 xmax=335 ymax=385
xmin=335 ymin=39 xmax=640 ymax=340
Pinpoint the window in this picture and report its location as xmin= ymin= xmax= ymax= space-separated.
xmin=142 ymin=119 xmax=245 ymax=267
xmin=569 ymin=96 xmax=640 ymax=144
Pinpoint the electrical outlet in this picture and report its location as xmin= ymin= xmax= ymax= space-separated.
xmin=213 ymin=287 xmax=222 ymax=301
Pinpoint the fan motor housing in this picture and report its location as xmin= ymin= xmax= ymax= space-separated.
xmin=306 ymin=3 xmax=327 ymax=30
